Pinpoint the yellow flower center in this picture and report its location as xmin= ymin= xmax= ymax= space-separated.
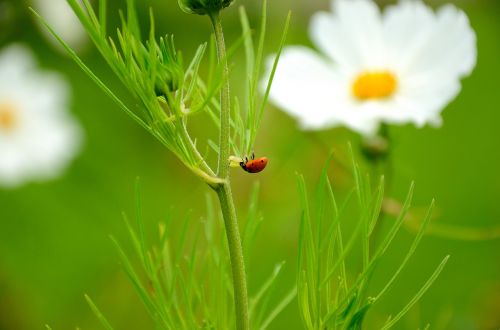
xmin=0 ymin=103 xmax=18 ymax=131
xmin=352 ymin=71 xmax=397 ymax=100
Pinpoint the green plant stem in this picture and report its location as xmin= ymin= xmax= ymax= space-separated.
xmin=362 ymin=127 xmax=393 ymax=256
xmin=209 ymin=10 xmax=250 ymax=330
xmin=210 ymin=11 xmax=231 ymax=178
xmin=216 ymin=182 xmax=249 ymax=330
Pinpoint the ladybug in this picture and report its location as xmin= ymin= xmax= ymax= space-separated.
xmin=240 ymin=153 xmax=268 ymax=174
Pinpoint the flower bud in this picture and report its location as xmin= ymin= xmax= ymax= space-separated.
xmin=178 ymin=0 xmax=234 ymax=15
xmin=154 ymin=63 xmax=182 ymax=96
xmin=154 ymin=36 xmax=184 ymax=96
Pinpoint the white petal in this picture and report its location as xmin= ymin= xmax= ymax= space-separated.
xmin=310 ymin=0 xmax=384 ymax=71
xmin=262 ymin=0 xmax=477 ymax=137
xmin=389 ymin=73 xmax=462 ymax=125
xmin=32 ymin=0 xmax=88 ymax=51
xmin=340 ymin=113 xmax=381 ymax=136
xmin=385 ymin=1 xmax=476 ymax=79
xmin=27 ymin=116 xmax=83 ymax=179
xmin=0 ymin=44 xmax=83 ymax=188
xmin=26 ymin=73 xmax=71 ymax=115
xmin=0 ymin=45 xmax=35 ymax=84
xmin=383 ymin=0 xmax=435 ymax=70
xmin=264 ymin=46 xmax=344 ymax=129
xmin=0 ymin=140 xmax=29 ymax=187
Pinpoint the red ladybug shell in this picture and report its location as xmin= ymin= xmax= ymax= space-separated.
xmin=241 ymin=157 xmax=268 ymax=173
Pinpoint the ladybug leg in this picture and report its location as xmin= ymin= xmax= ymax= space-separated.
xmin=252 ymin=152 xmax=255 ymax=160
xmin=245 ymin=156 xmax=249 ymax=163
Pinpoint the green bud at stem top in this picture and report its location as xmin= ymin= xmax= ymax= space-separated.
xmin=178 ymin=0 xmax=234 ymax=15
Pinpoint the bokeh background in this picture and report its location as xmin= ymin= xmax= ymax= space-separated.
xmin=1 ymin=0 xmax=499 ymax=329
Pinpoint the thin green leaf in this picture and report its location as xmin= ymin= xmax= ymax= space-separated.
xmin=242 ymin=182 xmax=262 ymax=265
xmin=380 ymin=256 xmax=450 ymax=330
xmin=239 ymin=6 xmax=255 ymax=83
xmin=368 ymin=175 xmax=385 ymax=236
xmin=30 ymin=8 xmax=149 ymax=131
xmin=260 ymin=287 xmax=297 ymax=330
xmin=257 ymin=11 xmax=291 ymax=126
xmin=320 ymin=212 xmax=365 ymax=287
xmin=84 ymin=294 xmax=115 ymax=330
xmin=252 ymin=0 xmax=267 ymax=96
xmin=374 ymin=182 xmax=415 ymax=258
xmin=110 ymin=236 xmax=157 ymax=318
xmin=99 ymin=0 xmax=107 ymax=37
xmin=251 ymin=262 xmax=284 ymax=310
xmin=374 ymin=199 xmax=436 ymax=302
xmin=134 ymin=178 xmax=151 ymax=274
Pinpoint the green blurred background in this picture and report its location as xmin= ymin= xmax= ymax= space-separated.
xmin=1 ymin=0 xmax=499 ymax=329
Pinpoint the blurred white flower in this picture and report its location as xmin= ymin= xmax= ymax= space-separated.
xmin=0 ymin=44 xmax=82 ymax=188
xmin=32 ymin=0 xmax=88 ymax=50
xmin=264 ymin=0 xmax=476 ymax=136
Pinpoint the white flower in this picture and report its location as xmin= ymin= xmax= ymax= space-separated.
xmin=264 ymin=0 xmax=476 ymax=136
xmin=32 ymin=0 xmax=88 ymax=50
xmin=0 ymin=44 xmax=82 ymax=188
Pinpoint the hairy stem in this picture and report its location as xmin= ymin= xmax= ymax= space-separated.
xmin=209 ymin=10 xmax=250 ymax=330
xmin=216 ymin=182 xmax=249 ymax=330
xmin=210 ymin=11 xmax=231 ymax=179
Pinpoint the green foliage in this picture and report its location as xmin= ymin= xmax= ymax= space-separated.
xmin=31 ymin=0 xmax=290 ymax=181
xmin=296 ymin=149 xmax=449 ymax=329
xmin=200 ymin=0 xmax=291 ymax=161
xmin=233 ymin=2 xmax=291 ymax=158
xmin=84 ymin=181 xmax=293 ymax=329
xmin=105 ymin=186 xmax=234 ymax=329
xmin=31 ymin=0 xmax=219 ymax=183
xmin=32 ymin=1 xmax=292 ymax=329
